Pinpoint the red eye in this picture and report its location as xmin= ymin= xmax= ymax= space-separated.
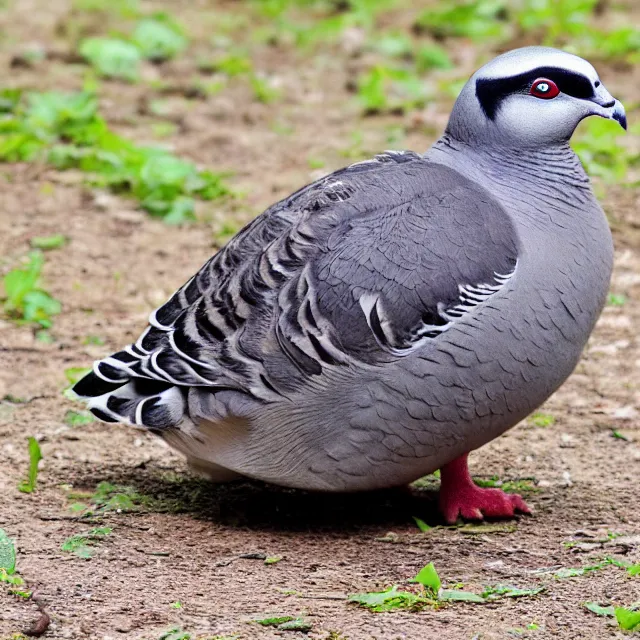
xmin=530 ymin=78 xmax=560 ymax=99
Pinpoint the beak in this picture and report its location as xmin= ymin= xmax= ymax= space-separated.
xmin=610 ymin=100 xmax=627 ymax=131
xmin=591 ymin=84 xmax=627 ymax=131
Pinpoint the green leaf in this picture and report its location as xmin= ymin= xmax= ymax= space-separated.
xmin=18 ymin=437 xmax=42 ymax=493
xmin=61 ymin=526 xmax=112 ymax=558
xmin=64 ymin=410 xmax=95 ymax=426
xmin=133 ymin=17 xmax=188 ymax=61
xmin=439 ymin=589 xmax=485 ymax=603
xmin=277 ymin=618 xmax=312 ymax=631
xmin=412 ymin=517 xmax=431 ymax=532
xmin=0 ymin=529 xmax=16 ymax=574
xmin=79 ymin=38 xmax=141 ymax=81
xmin=64 ymin=367 xmax=92 ymax=385
xmin=348 ymin=586 xmax=431 ymax=612
xmin=254 ymin=615 xmax=295 ymax=627
xmin=411 ymin=562 xmax=441 ymax=594
xmin=628 ymin=564 xmax=640 ymax=577
xmin=30 ymin=234 xmax=67 ymax=250
xmin=615 ymin=607 xmax=640 ymax=630
xmin=482 ymin=584 xmax=545 ymax=600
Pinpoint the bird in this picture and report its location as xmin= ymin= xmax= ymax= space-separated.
xmin=73 ymin=47 xmax=626 ymax=524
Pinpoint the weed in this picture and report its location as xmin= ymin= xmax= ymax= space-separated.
xmin=584 ymin=601 xmax=640 ymax=630
xmin=349 ymin=562 xmax=485 ymax=612
xmin=73 ymin=0 xmax=141 ymax=18
xmin=79 ymin=38 xmax=142 ymax=81
xmin=170 ymin=601 xmax=183 ymax=609
xmin=357 ymin=65 xmax=431 ymax=114
xmin=264 ymin=556 xmax=283 ymax=565
xmin=133 ymin=15 xmax=188 ymax=62
xmin=0 ymin=90 xmax=231 ymax=223
xmin=413 ymin=516 xmax=431 ymax=532
xmin=18 ymin=437 xmax=43 ymax=494
xmin=530 ymin=412 xmax=555 ymax=428
xmin=474 ymin=476 xmax=539 ymax=494
xmin=573 ymin=118 xmax=632 ymax=183
xmin=607 ymin=293 xmax=627 ymax=307
xmin=0 ymin=529 xmax=30 ymax=598
xmin=481 ymin=585 xmax=545 ymax=599
xmin=30 ymin=234 xmax=67 ymax=250
xmin=61 ymin=526 xmax=112 ymax=558
xmin=253 ymin=615 xmax=312 ymax=631
xmin=2 ymin=252 xmax=61 ymax=329
xmin=64 ymin=409 xmax=95 ymax=426
xmin=415 ymin=1 xmax=508 ymax=40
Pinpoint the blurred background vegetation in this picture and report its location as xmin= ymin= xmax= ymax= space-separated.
xmin=0 ymin=0 xmax=638 ymax=333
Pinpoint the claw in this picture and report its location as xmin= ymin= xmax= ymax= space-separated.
xmin=439 ymin=453 xmax=532 ymax=525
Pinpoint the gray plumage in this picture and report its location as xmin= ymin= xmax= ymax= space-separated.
xmin=74 ymin=47 xmax=623 ymax=491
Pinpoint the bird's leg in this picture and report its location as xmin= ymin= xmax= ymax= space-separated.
xmin=438 ymin=453 xmax=532 ymax=524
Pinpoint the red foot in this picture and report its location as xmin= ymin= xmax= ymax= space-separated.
xmin=439 ymin=453 xmax=532 ymax=524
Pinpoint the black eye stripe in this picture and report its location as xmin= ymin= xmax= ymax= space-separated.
xmin=476 ymin=66 xmax=595 ymax=119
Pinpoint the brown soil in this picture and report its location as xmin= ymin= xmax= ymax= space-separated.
xmin=1 ymin=2 xmax=639 ymax=639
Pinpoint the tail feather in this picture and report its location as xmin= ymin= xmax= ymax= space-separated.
xmin=73 ymin=367 xmax=186 ymax=430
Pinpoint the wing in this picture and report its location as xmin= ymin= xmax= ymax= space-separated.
xmin=74 ymin=151 xmax=519 ymax=426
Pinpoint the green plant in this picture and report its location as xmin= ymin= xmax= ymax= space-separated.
xmin=2 ymin=252 xmax=61 ymax=328
xmin=64 ymin=410 xmax=95 ymax=426
xmin=584 ymin=602 xmax=640 ymax=630
xmin=30 ymin=234 xmax=67 ymax=250
xmin=133 ymin=16 xmax=188 ymax=61
xmin=0 ymin=529 xmax=29 ymax=598
xmin=79 ymin=38 xmax=142 ymax=81
xmin=253 ymin=616 xmax=312 ymax=631
xmin=357 ymin=65 xmax=430 ymax=114
xmin=18 ymin=437 xmax=43 ymax=494
xmin=530 ymin=412 xmax=555 ymax=427
xmin=61 ymin=526 xmax=112 ymax=558
xmin=0 ymin=90 xmax=231 ymax=223
xmin=415 ymin=0 xmax=508 ymax=40
xmin=573 ymin=118 xmax=632 ymax=182
xmin=349 ymin=562 xmax=485 ymax=612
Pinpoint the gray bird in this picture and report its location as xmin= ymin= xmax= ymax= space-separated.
xmin=74 ymin=47 xmax=626 ymax=523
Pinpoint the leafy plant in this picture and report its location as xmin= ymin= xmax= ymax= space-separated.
xmin=79 ymin=38 xmax=142 ymax=81
xmin=133 ymin=16 xmax=188 ymax=61
xmin=30 ymin=234 xmax=67 ymax=250
xmin=253 ymin=615 xmax=312 ymax=631
xmin=64 ymin=409 xmax=95 ymax=426
xmin=573 ymin=118 xmax=633 ymax=183
xmin=0 ymin=529 xmax=29 ymax=597
xmin=607 ymin=293 xmax=627 ymax=307
xmin=357 ymin=65 xmax=431 ymax=114
xmin=415 ymin=0 xmax=508 ymax=40
xmin=18 ymin=437 xmax=43 ymax=494
xmin=2 ymin=252 xmax=61 ymax=328
xmin=349 ymin=562 xmax=485 ymax=612
xmin=413 ymin=516 xmax=431 ymax=532
xmin=61 ymin=526 xmax=112 ymax=558
xmin=530 ymin=412 xmax=555 ymax=428
xmin=0 ymin=90 xmax=231 ymax=223
xmin=584 ymin=602 xmax=640 ymax=630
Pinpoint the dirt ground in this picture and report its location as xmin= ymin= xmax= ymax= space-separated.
xmin=1 ymin=1 xmax=639 ymax=639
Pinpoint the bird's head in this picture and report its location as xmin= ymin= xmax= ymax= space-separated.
xmin=447 ymin=47 xmax=626 ymax=148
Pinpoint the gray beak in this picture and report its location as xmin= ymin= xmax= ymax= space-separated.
xmin=591 ymin=84 xmax=627 ymax=131
xmin=611 ymin=100 xmax=627 ymax=131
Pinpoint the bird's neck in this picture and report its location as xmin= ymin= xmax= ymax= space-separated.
xmin=429 ymin=133 xmax=591 ymax=194
xmin=427 ymin=134 xmax=598 ymax=235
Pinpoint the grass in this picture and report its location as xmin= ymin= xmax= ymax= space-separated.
xmin=2 ymin=251 xmax=61 ymax=329
xmin=61 ymin=526 xmax=113 ymax=558
xmin=584 ymin=601 xmax=640 ymax=630
xmin=17 ymin=437 xmax=43 ymax=494
xmin=348 ymin=562 xmax=543 ymax=612
xmin=0 ymin=90 xmax=231 ymax=223
xmin=253 ymin=615 xmax=312 ymax=631
xmin=0 ymin=529 xmax=30 ymax=598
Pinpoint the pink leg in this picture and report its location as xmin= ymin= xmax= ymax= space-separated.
xmin=438 ymin=453 xmax=532 ymax=524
